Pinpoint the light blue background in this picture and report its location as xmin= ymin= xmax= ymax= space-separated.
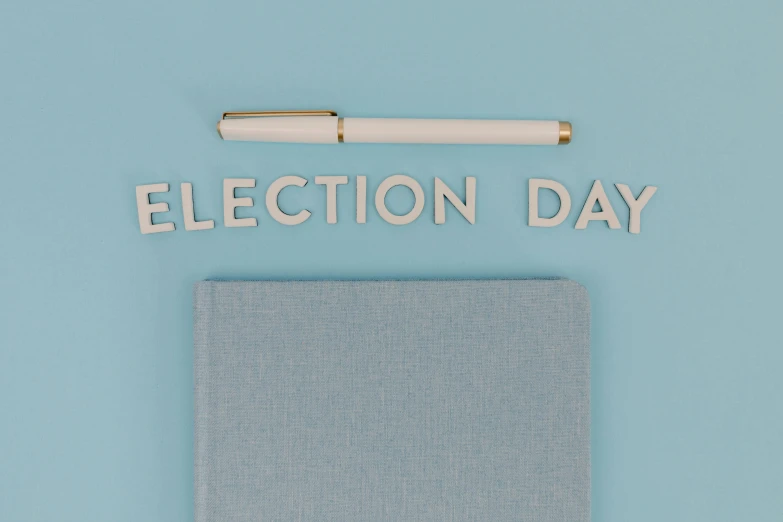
xmin=1 ymin=1 xmax=781 ymax=521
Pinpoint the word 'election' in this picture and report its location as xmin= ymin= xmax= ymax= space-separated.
xmin=136 ymin=176 xmax=657 ymax=235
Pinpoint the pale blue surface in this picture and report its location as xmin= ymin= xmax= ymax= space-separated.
xmin=0 ymin=1 xmax=781 ymax=521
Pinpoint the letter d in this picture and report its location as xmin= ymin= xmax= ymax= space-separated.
xmin=529 ymin=178 xmax=571 ymax=227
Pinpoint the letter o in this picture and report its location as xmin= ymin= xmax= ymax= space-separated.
xmin=375 ymin=175 xmax=425 ymax=225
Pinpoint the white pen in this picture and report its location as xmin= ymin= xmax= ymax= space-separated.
xmin=217 ymin=110 xmax=571 ymax=145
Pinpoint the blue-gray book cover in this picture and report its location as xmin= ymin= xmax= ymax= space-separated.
xmin=194 ymin=280 xmax=590 ymax=521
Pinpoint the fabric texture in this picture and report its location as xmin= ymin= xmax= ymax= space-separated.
xmin=194 ymin=280 xmax=590 ymax=521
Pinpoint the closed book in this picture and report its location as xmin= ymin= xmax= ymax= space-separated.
xmin=194 ymin=280 xmax=590 ymax=521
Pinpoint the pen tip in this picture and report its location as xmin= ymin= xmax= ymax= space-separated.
xmin=216 ymin=121 xmax=224 ymax=139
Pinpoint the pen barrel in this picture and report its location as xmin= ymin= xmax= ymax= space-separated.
xmin=343 ymin=118 xmax=565 ymax=145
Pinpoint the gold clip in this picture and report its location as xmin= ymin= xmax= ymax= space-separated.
xmin=221 ymin=110 xmax=337 ymax=119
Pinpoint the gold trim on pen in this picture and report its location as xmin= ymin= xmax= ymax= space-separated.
xmin=337 ymin=117 xmax=344 ymax=143
xmin=558 ymin=122 xmax=572 ymax=145
xmin=222 ymin=110 xmax=337 ymax=119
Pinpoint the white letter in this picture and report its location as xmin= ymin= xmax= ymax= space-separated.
xmin=529 ymin=178 xmax=571 ymax=227
xmin=314 ymin=175 xmax=348 ymax=224
xmin=223 ymin=179 xmax=257 ymax=227
xmin=181 ymin=183 xmax=214 ymax=231
xmin=434 ymin=177 xmax=476 ymax=224
xmin=266 ymin=176 xmax=311 ymax=226
xmin=356 ymin=175 xmax=367 ymax=224
xmin=375 ymin=175 xmax=425 ymax=226
xmin=136 ymin=183 xmax=175 ymax=234
xmin=575 ymin=180 xmax=621 ymax=230
xmin=615 ymin=184 xmax=657 ymax=234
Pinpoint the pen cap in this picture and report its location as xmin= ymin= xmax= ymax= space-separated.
xmin=217 ymin=116 xmax=339 ymax=143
